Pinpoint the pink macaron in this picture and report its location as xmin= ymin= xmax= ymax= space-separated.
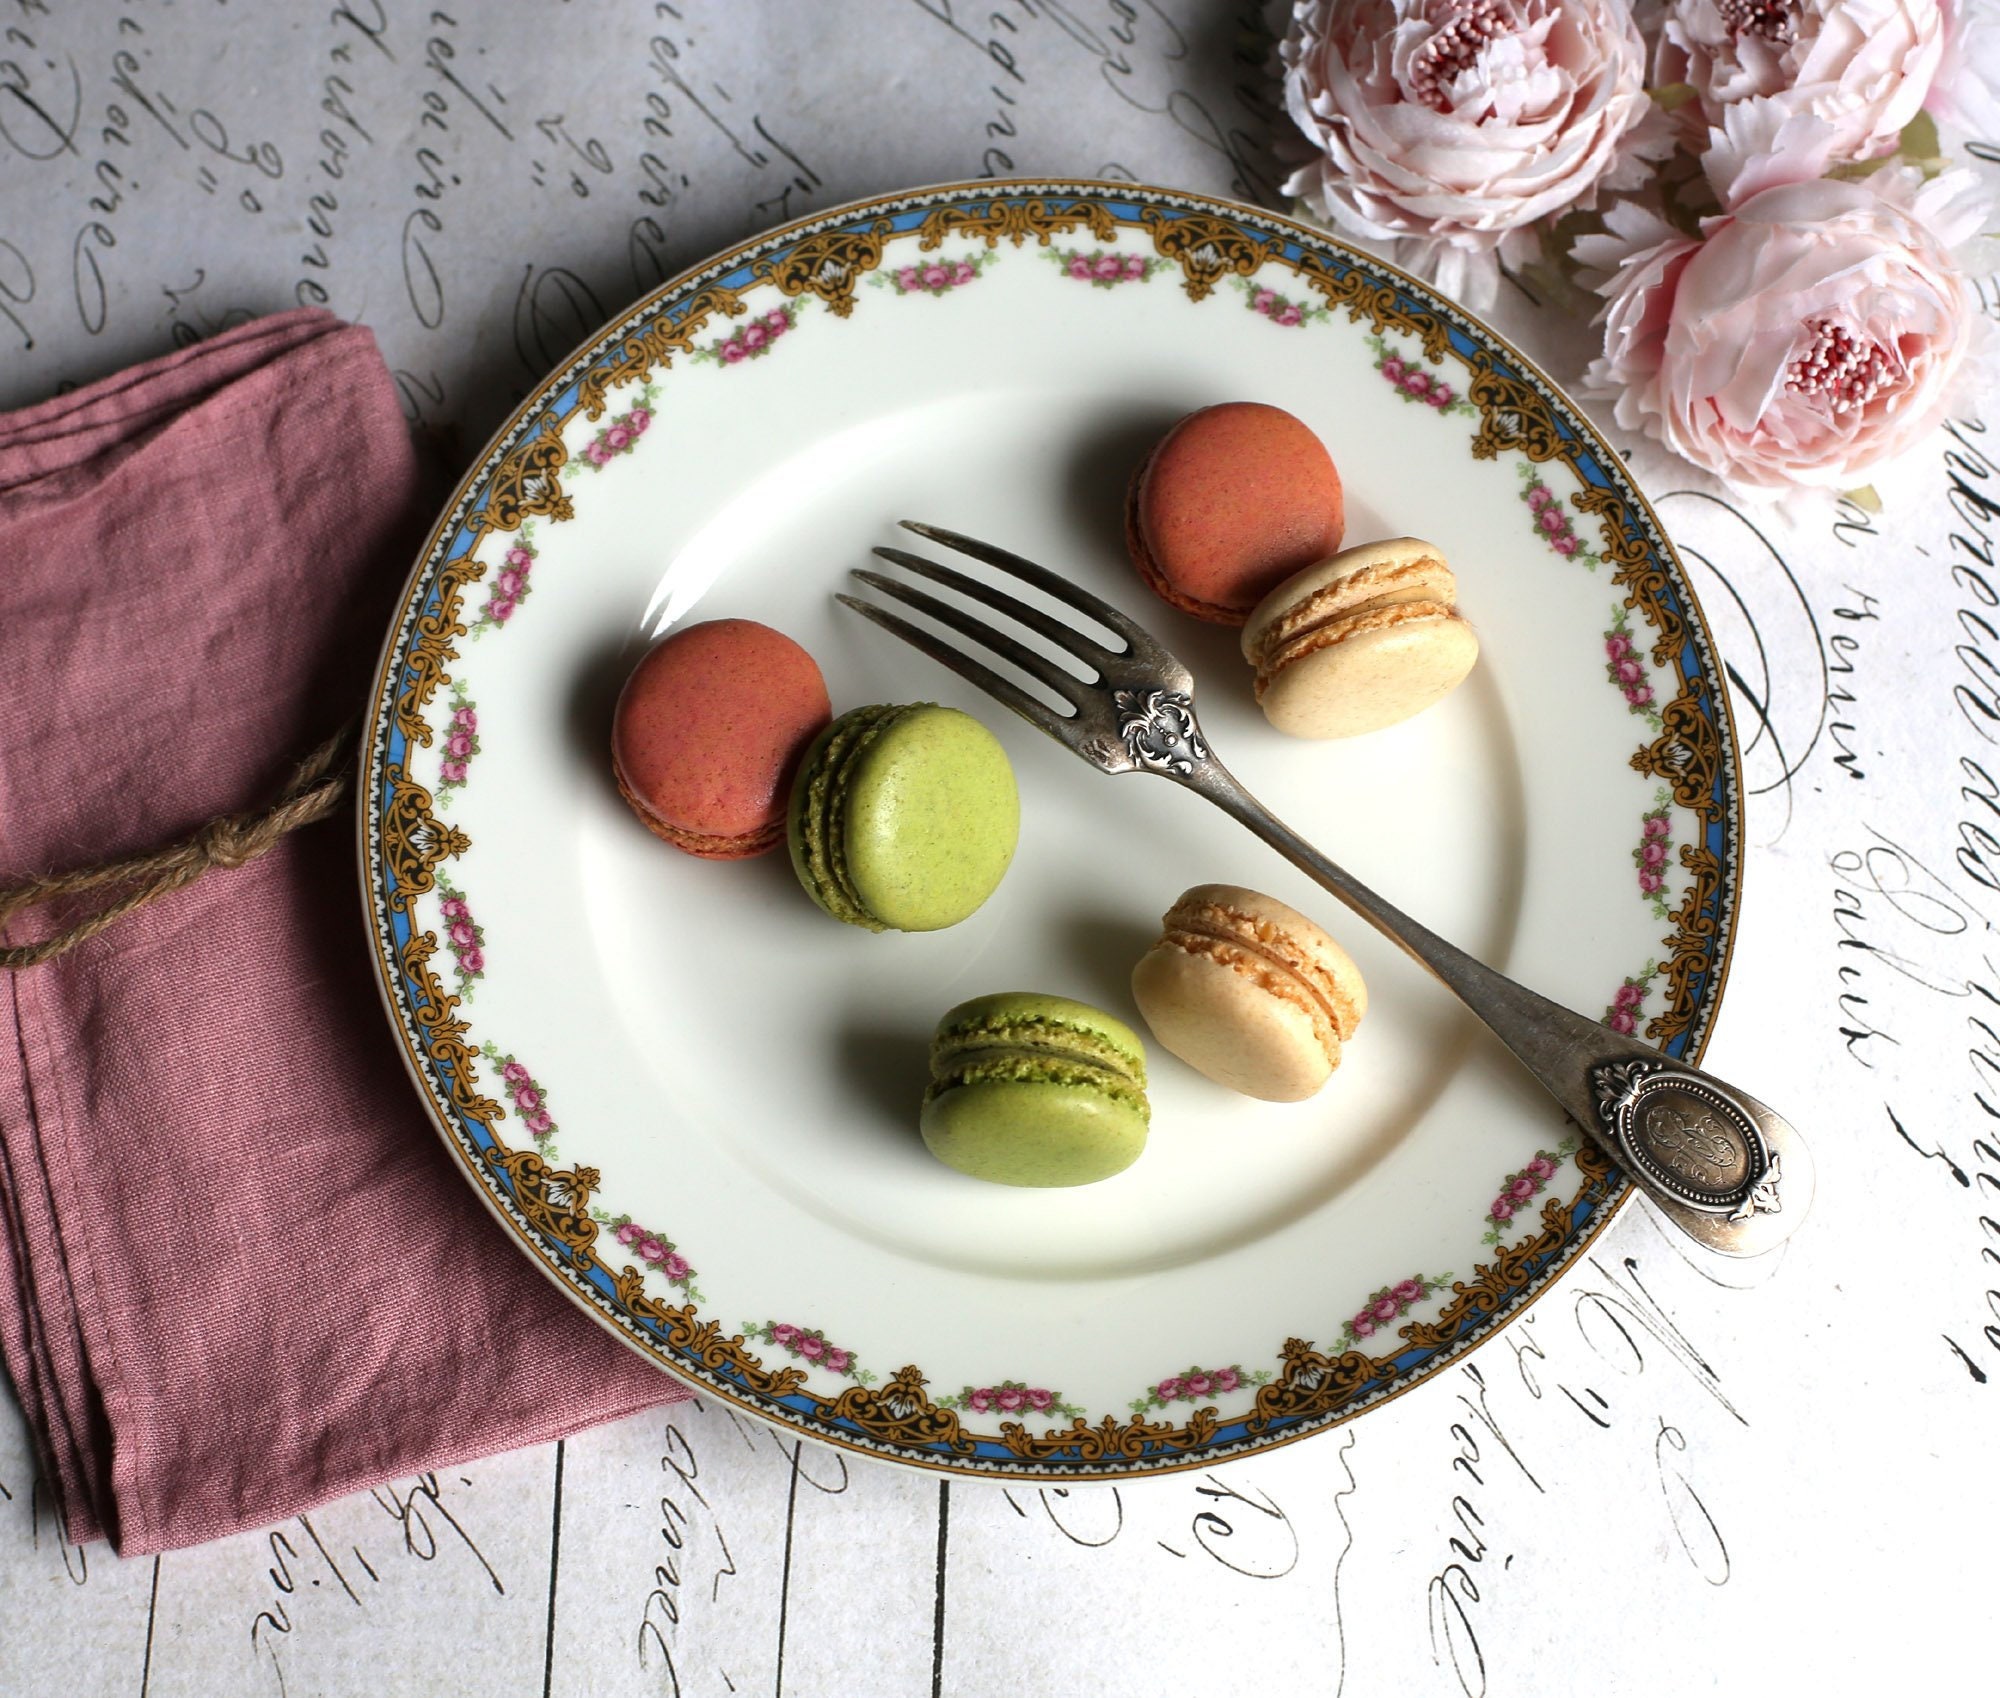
xmin=1126 ymin=402 xmax=1346 ymax=627
xmin=611 ymin=618 xmax=832 ymax=859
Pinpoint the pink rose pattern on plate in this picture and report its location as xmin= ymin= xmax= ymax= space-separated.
xmin=694 ymin=306 xmax=800 ymax=367
xmin=436 ymin=682 xmax=480 ymax=806
xmin=1366 ymin=333 xmax=1476 ymax=416
xmin=940 ymin=1380 xmax=1084 ymax=1419
xmin=589 ymin=1208 xmax=700 ymax=1297
xmin=1233 ymin=276 xmax=1328 ymax=328
xmin=1604 ymin=605 xmax=1663 ymax=727
xmin=742 ymin=1321 xmax=873 ymax=1382
xmin=1634 ymin=788 xmax=1674 ymax=919
xmin=1043 ymin=246 xmax=1161 ymax=288
xmin=435 ymin=877 xmax=487 ymax=997
xmin=1127 ymin=1363 xmax=1271 ymax=1414
xmin=1480 ymin=1135 xmax=1582 ymax=1246
xmin=566 ymin=381 xmax=659 ymax=474
xmin=874 ymin=251 xmax=995 ymax=295
xmin=471 ymin=526 xmax=539 ymax=636
xmin=1605 ymin=960 xmax=1659 ymax=1038
xmin=1518 ymin=464 xmax=1602 ymax=567
xmin=1336 ymin=1274 xmax=1455 ymax=1349
xmin=481 ymin=1040 xmax=559 ymax=1146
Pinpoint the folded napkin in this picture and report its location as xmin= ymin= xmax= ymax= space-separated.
xmin=0 ymin=308 xmax=682 ymax=1556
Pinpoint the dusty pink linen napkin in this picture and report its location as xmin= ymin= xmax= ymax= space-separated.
xmin=0 ymin=308 xmax=683 ymax=1556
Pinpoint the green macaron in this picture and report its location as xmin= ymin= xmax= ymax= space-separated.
xmin=920 ymin=992 xmax=1150 ymax=1187
xmin=787 ymin=703 xmax=1019 ymax=932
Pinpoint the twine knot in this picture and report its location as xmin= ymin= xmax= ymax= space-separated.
xmin=0 ymin=719 xmax=360 ymax=971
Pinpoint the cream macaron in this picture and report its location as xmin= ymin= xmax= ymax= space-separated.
xmin=1239 ymin=537 xmax=1478 ymax=738
xmin=1130 ymin=884 xmax=1367 ymax=1102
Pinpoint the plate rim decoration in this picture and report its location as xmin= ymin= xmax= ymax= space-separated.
xmin=358 ymin=177 xmax=1744 ymax=1479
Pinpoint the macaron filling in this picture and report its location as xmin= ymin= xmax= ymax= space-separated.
xmin=924 ymin=1050 xmax=1151 ymax=1121
xmin=1246 ymin=555 xmax=1463 ymax=701
xmin=932 ymin=1011 xmax=1147 ymax=1085
xmin=1158 ymin=896 xmax=1360 ymax=1061
xmin=1252 ymin=600 xmax=1465 ymax=701
xmin=790 ymin=704 xmax=903 ymax=930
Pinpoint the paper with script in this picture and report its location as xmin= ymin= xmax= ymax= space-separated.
xmin=0 ymin=2 xmax=1993 ymax=1693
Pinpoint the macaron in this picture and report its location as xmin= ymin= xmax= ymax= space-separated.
xmin=921 ymin=992 xmax=1150 ymax=1186
xmin=1126 ymin=402 xmax=1345 ymax=626
xmin=1130 ymin=884 xmax=1366 ymax=1102
xmin=612 ymin=618 xmax=832 ymax=858
xmin=1239 ymin=537 xmax=1479 ymax=739
xmin=788 ymin=703 xmax=1019 ymax=932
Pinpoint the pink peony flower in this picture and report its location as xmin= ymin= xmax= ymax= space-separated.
xmin=1069 ymin=257 xmax=1092 ymax=280
xmin=448 ymin=920 xmax=476 ymax=948
xmin=502 ymin=1060 xmax=530 ymax=1083
xmin=798 ymin=1335 xmax=825 ymax=1359
xmin=460 ymin=947 xmax=484 ymax=974
xmin=629 ymin=407 xmax=651 ymax=432
xmin=1508 ymin=1174 xmax=1539 ymax=1201
xmin=1351 ymin=1314 xmax=1377 ymax=1337
xmin=1655 ymin=0 xmax=1945 ymax=203
xmin=1609 ymin=1008 xmax=1637 ymax=1034
xmin=720 ymin=341 xmax=747 ymax=364
xmin=1155 ymin=1377 xmax=1184 ymax=1402
xmin=825 ymin=1348 xmax=852 ymax=1374
xmin=1281 ymin=0 xmax=1670 ymax=309
xmin=1393 ymin=1278 xmax=1427 ymax=1303
xmin=605 ymin=425 xmax=632 ymax=451
xmin=1931 ymin=0 xmax=2000 ymax=135
xmin=1372 ymin=1296 xmax=1401 ymax=1322
xmin=1576 ymin=168 xmax=1984 ymax=492
xmin=515 ymin=1085 xmax=542 ymax=1111
xmin=1489 ymin=1197 xmax=1516 ymax=1222
xmin=1214 ymin=1367 xmax=1241 ymax=1392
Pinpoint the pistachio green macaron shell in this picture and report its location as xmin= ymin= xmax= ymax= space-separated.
xmin=790 ymin=702 xmax=1019 ymax=933
xmin=922 ymin=992 xmax=1150 ymax=1187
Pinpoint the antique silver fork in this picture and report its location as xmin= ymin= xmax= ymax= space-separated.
xmin=843 ymin=522 xmax=1812 ymax=1258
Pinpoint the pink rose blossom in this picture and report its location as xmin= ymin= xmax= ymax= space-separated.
xmin=524 ymin=1110 xmax=552 ymax=1136
xmin=440 ymin=760 xmax=467 ymax=783
xmin=1614 ymin=983 xmax=1644 ymax=1009
xmin=1123 ymin=255 xmax=1146 ymax=278
xmin=454 ymin=705 xmax=477 ymax=727
xmin=1254 ymin=288 xmax=1277 ymax=311
xmin=1027 ymin=1388 xmax=1053 ymax=1411
xmin=447 ymin=731 xmax=473 ymax=760
xmin=996 ymin=1387 xmax=1025 ymax=1411
xmin=1184 ymin=1372 xmax=1214 ymax=1397
xmin=1539 ymin=506 xmax=1565 ymax=533
xmin=616 ymin=1223 xmax=641 ymax=1245
xmin=1372 ymin=1296 xmax=1401 ymax=1322
xmin=1508 ymin=1175 xmax=1539 ymax=1202
xmin=492 ymin=600 xmax=515 ymax=623
xmin=1277 ymin=305 xmax=1304 ymax=326
xmin=773 ymin=1323 xmax=799 ymax=1345
xmin=605 ymin=425 xmax=632 ymax=452
xmin=1642 ymin=839 xmax=1669 ymax=868
xmin=448 ymin=920 xmax=476 ymax=948
xmin=1155 ymin=1377 xmax=1184 ymax=1402
xmin=515 ymin=1085 xmax=542 ymax=1111
xmin=585 ymin=441 xmax=612 ymax=464
xmin=662 ymin=1254 xmax=690 ymax=1280
xmin=1626 ymin=683 xmax=1653 ymax=705
xmin=1552 ymin=535 xmax=1579 ymax=555
xmin=825 ymin=1348 xmax=852 ymax=1374
xmin=952 ymin=261 xmax=975 ymax=285
xmin=1214 ymin=1367 xmax=1241 ymax=1392
xmin=899 ymin=267 xmax=921 ymax=290
xmin=1655 ymin=0 xmax=1946 ymax=204
xmin=502 ymin=1060 xmax=530 ymax=1083
xmin=798 ymin=1335 xmax=826 ymax=1359
xmin=505 ymin=547 xmax=531 ymax=568
xmin=969 ymin=1389 xmax=994 ymax=1412
xmin=1351 ymin=1314 xmax=1377 ymax=1338
xmin=1609 ymin=1008 xmax=1637 ymax=1034
xmin=1404 ymin=370 xmax=1431 ymax=395
xmin=741 ymin=324 xmax=768 ymax=351
xmin=1639 ymin=870 xmax=1664 ymax=894
xmin=1281 ymin=0 xmax=1670 ymax=309
xmin=460 ymin=947 xmax=484 ymax=974
xmin=1617 ymin=658 xmax=1646 ymax=685
xmin=1644 ymin=815 xmax=1670 ymax=837
xmin=1069 ymin=257 xmax=1092 ymax=280
xmin=1393 ymin=1279 xmax=1426 ymax=1303
xmin=629 ymin=407 xmax=651 ymax=432
xmin=1093 ymin=254 xmax=1123 ymax=280
xmin=1577 ymin=168 xmax=1985 ymax=492
xmin=1529 ymin=485 xmax=1553 ymax=510
xmin=1490 ymin=1198 xmax=1516 ymax=1222
xmin=764 ymin=310 xmax=789 ymax=332
xmin=637 ymin=1237 xmax=665 ymax=1262
xmin=497 ymin=568 xmax=524 ymax=598
xmin=720 ymin=341 xmax=747 ymax=364
xmin=1604 ymin=633 xmax=1630 ymax=658
xmin=440 ymin=897 xmax=468 ymax=920
xmin=923 ymin=265 xmax=950 ymax=289
xmin=1432 ymin=384 xmax=1455 ymax=405
xmin=1527 ymin=1155 xmax=1558 ymax=1180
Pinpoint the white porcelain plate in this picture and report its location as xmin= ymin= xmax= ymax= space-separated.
xmin=361 ymin=182 xmax=1740 ymax=1477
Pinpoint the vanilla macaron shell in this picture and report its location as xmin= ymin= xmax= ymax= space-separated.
xmin=1130 ymin=884 xmax=1367 ymax=1102
xmin=1240 ymin=537 xmax=1478 ymax=739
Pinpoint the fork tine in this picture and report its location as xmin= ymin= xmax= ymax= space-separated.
xmin=835 ymin=595 xmax=1076 ymax=742
xmin=898 ymin=521 xmax=1153 ymax=656
xmin=851 ymin=569 xmax=1092 ymax=700
xmin=870 ymin=545 xmax=1121 ymax=669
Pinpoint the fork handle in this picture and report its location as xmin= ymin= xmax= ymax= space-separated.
xmin=1191 ymin=762 xmax=1811 ymax=1258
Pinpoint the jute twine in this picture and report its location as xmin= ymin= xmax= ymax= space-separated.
xmin=0 ymin=720 xmax=359 ymax=970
